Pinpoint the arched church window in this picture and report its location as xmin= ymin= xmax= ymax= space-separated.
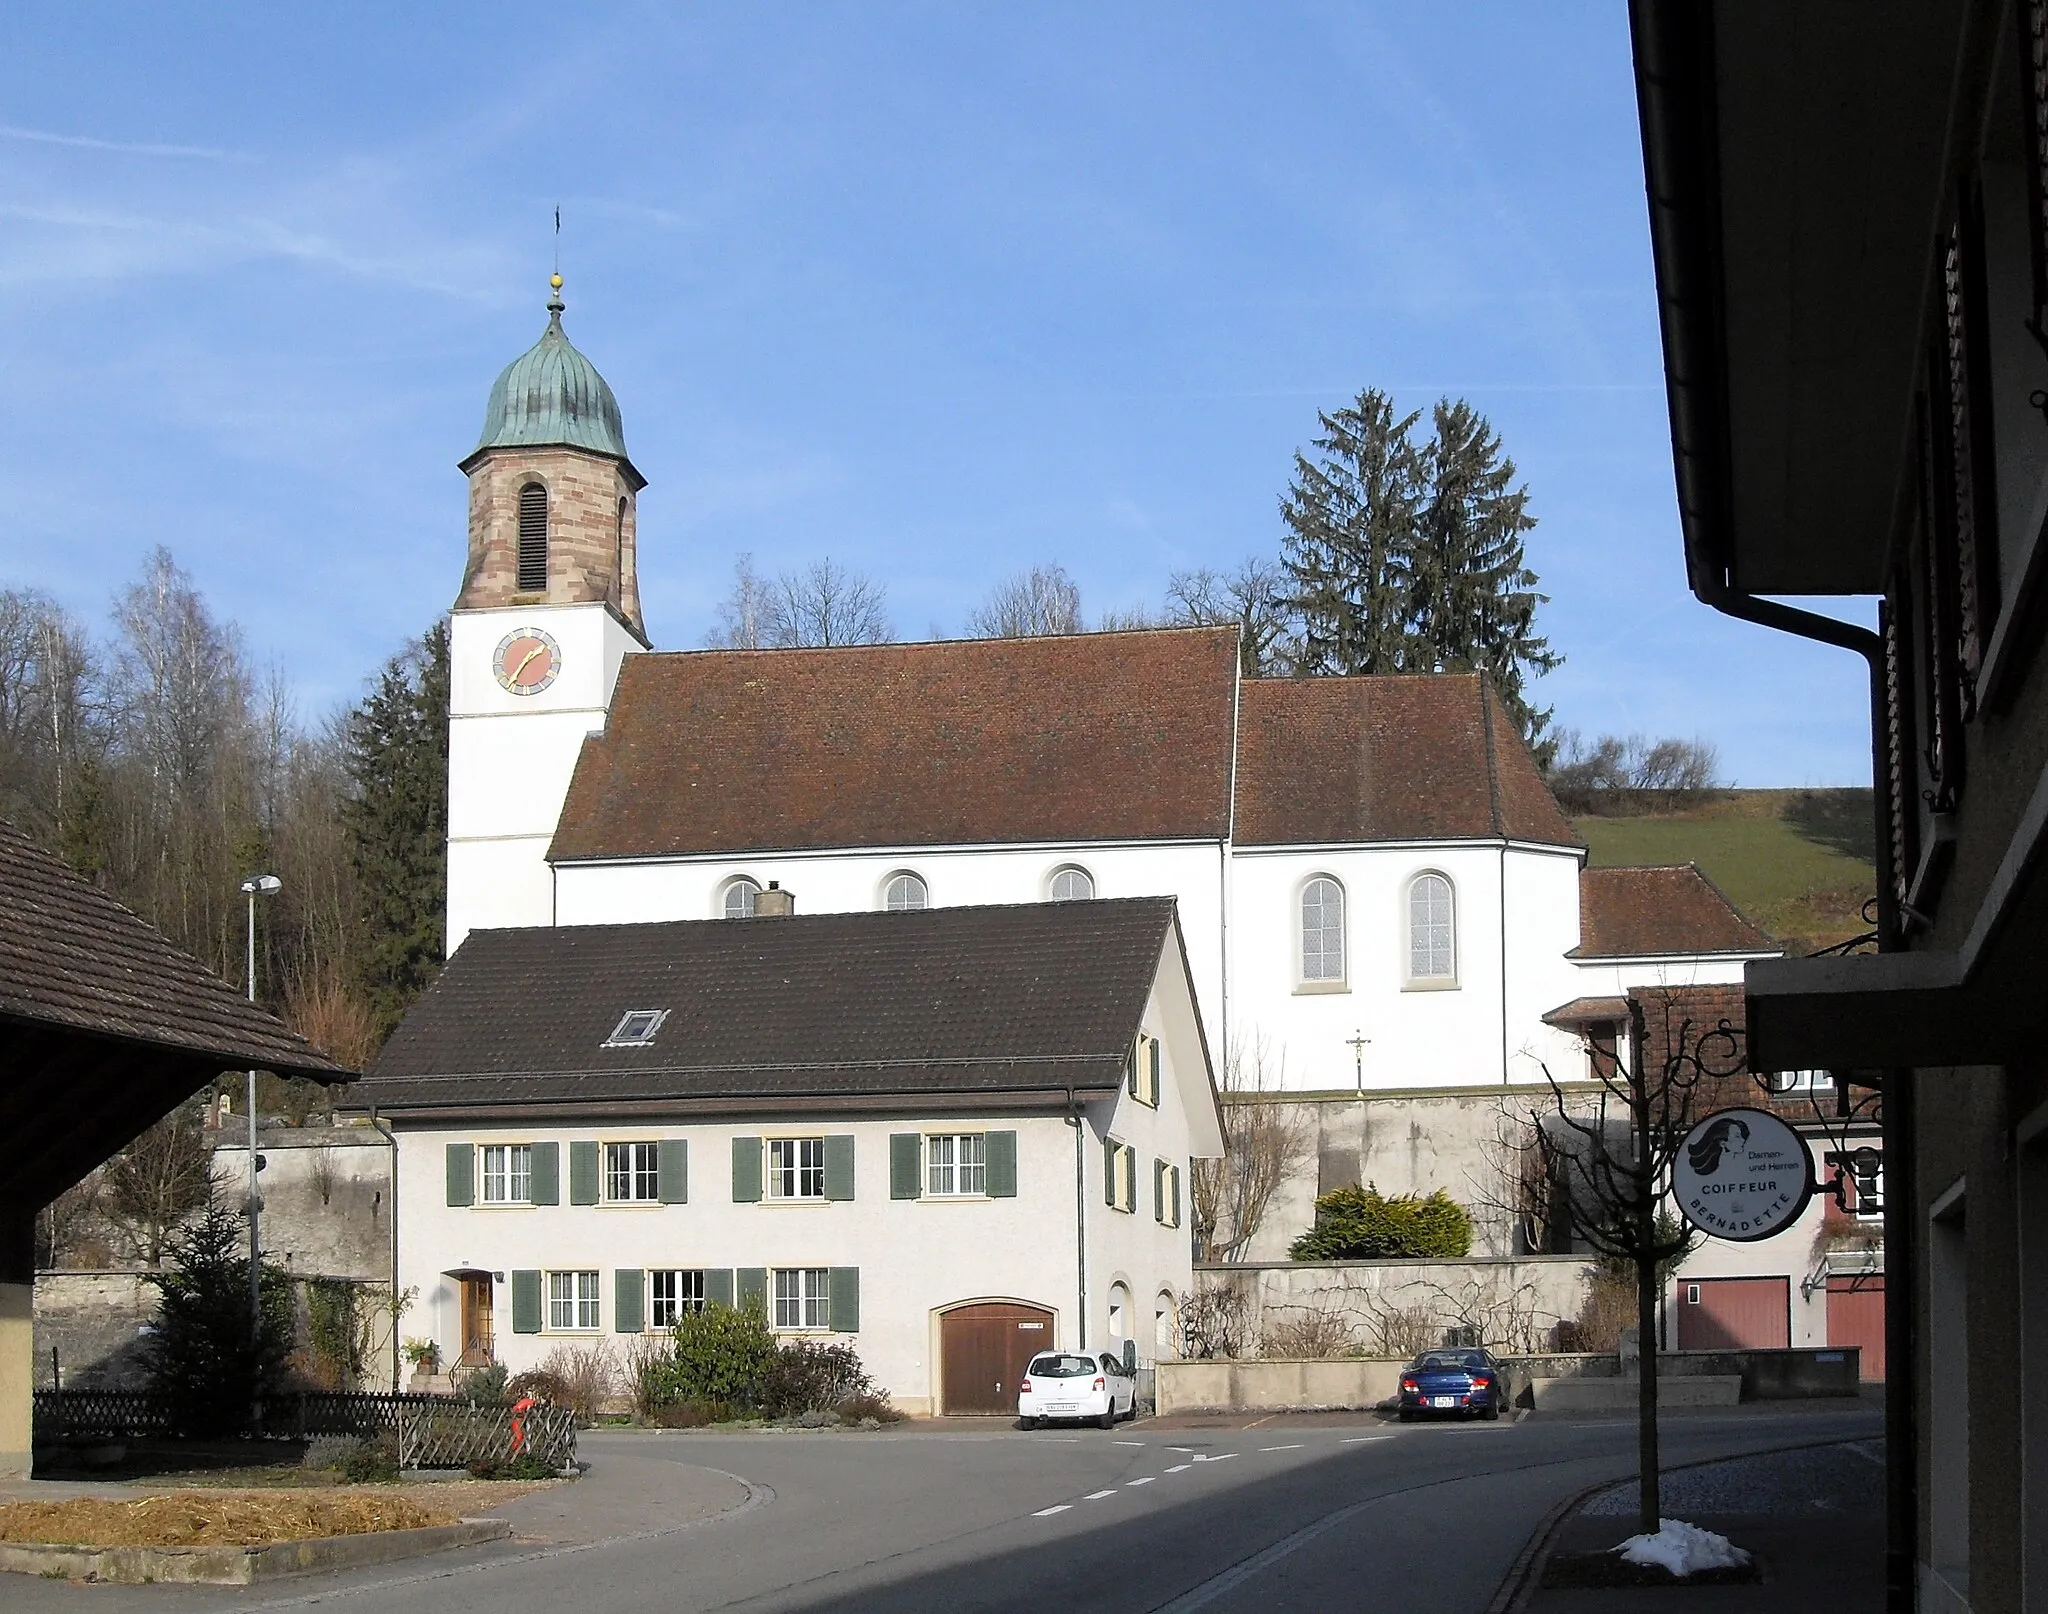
xmin=1300 ymin=876 xmax=1345 ymax=983
xmin=1407 ymin=872 xmax=1457 ymax=982
xmin=720 ymin=876 xmax=761 ymax=919
xmin=883 ymin=871 xmax=929 ymax=912
xmin=616 ymin=496 xmax=628 ymax=556
xmin=1048 ymin=865 xmax=1095 ymax=901
xmin=517 ymin=483 xmax=549 ymax=592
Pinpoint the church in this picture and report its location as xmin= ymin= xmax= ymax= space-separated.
xmin=432 ymin=277 xmax=1776 ymax=1259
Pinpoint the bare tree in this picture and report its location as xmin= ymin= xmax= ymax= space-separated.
xmin=1545 ymin=730 xmax=1721 ymax=814
xmin=1526 ymin=995 xmax=1735 ymax=1536
xmin=968 ymin=564 xmax=1083 ymax=638
xmin=706 ymin=554 xmax=772 ymax=649
xmin=102 ymin=1106 xmax=218 ymax=1266
xmin=1174 ymin=1283 xmax=1252 ymax=1360
xmin=768 ymin=559 xmax=892 ymax=647
xmin=1192 ymin=1034 xmax=1313 ymax=1262
xmin=1165 ymin=557 xmax=1292 ymax=675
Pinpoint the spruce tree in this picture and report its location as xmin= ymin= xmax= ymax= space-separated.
xmin=342 ymin=620 xmax=449 ymax=1038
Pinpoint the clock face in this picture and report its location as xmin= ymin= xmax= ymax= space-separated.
xmin=494 ymin=628 xmax=561 ymax=696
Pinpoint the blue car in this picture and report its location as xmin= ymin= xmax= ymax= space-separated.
xmin=1397 ymin=1349 xmax=1505 ymax=1421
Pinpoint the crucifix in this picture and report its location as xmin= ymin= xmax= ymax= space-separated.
xmin=1346 ymin=1029 xmax=1371 ymax=1095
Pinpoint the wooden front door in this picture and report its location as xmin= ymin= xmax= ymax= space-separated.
xmin=940 ymin=1302 xmax=1055 ymax=1414
xmin=1676 ymin=1276 xmax=1790 ymax=1350
xmin=1826 ymin=1276 xmax=1886 ymax=1380
xmin=458 ymin=1275 xmax=495 ymax=1366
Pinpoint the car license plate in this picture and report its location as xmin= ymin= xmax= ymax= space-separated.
xmin=1432 ymin=1396 xmax=1456 ymax=1408
xmin=1049 ymin=1403 xmax=1078 ymax=1414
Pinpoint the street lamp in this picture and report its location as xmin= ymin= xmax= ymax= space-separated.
xmin=239 ymin=875 xmax=281 ymax=1345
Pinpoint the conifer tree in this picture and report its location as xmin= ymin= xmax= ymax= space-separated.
xmin=342 ymin=620 xmax=449 ymax=1037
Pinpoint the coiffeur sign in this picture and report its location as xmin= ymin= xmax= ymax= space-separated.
xmin=1673 ymin=1107 xmax=1813 ymax=1243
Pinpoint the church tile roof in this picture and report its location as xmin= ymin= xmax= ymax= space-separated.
xmin=1572 ymin=864 xmax=1779 ymax=959
xmin=355 ymin=898 xmax=1183 ymax=1116
xmin=1232 ymin=674 xmax=1578 ymax=847
xmin=548 ymin=628 xmax=1242 ymax=861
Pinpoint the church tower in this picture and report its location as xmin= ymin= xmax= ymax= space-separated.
xmin=445 ymin=277 xmax=648 ymax=950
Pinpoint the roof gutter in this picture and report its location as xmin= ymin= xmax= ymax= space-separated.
xmin=1628 ymin=0 xmax=1895 ymax=942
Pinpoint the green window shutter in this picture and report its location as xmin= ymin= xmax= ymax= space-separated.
xmin=1103 ymin=1135 xmax=1119 ymax=1207
xmin=732 ymin=1137 xmax=762 ymax=1202
xmin=737 ymin=1267 xmax=768 ymax=1316
xmin=824 ymin=1135 xmax=856 ymax=1201
xmin=445 ymin=1143 xmax=473 ymax=1207
xmin=510 ymin=1270 xmax=541 ymax=1334
xmin=1147 ymin=1038 xmax=1162 ymax=1105
xmin=985 ymin=1131 xmax=1017 ymax=1198
xmin=1172 ymin=1163 xmax=1182 ymax=1228
xmin=1153 ymin=1157 xmax=1166 ymax=1223
xmin=890 ymin=1134 xmax=922 ymax=1199
xmin=530 ymin=1141 xmax=560 ymax=1205
xmin=1125 ymin=1045 xmax=1139 ymax=1098
xmin=615 ymin=1269 xmax=644 ymax=1333
xmin=658 ymin=1138 xmax=689 ymax=1204
xmin=704 ymin=1268 xmax=735 ymax=1309
xmin=570 ymin=1140 xmax=600 ymax=1205
xmin=828 ymin=1267 xmax=861 ymax=1333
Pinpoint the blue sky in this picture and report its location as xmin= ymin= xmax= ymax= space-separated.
xmin=0 ymin=3 xmax=1870 ymax=784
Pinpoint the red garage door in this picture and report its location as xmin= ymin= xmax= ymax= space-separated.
xmin=1826 ymin=1276 xmax=1886 ymax=1381
xmin=1677 ymin=1277 xmax=1790 ymax=1350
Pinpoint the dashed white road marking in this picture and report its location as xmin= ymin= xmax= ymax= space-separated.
xmin=1113 ymin=1440 xmax=1145 ymax=1446
xmin=1166 ymin=1446 xmax=1199 ymax=1453
xmin=1166 ymin=1463 xmax=1192 ymax=1473
xmin=1033 ymin=1505 xmax=1071 ymax=1517
xmin=1126 ymin=1477 xmax=1155 ymax=1486
xmin=1192 ymin=1453 xmax=1238 ymax=1464
xmin=1340 ymin=1436 xmax=1395 ymax=1444
xmin=1258 ymin=1444 xmax=1304 ymax=1452
xmin=1085 ymin=1489 xmax=1118 ymax=1500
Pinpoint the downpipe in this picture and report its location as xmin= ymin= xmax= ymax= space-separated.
xmin=1068 ymin=1087 xmax=1087 ymax=1354
xmin=367 ymin=1105 xmax=401 ymax=1393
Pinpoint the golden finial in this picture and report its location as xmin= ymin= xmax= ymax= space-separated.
xmin=546 ymin=270 xmax=565 ymax=317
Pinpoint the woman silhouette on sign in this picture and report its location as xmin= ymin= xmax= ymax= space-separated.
xmin=1687 ymin=1116 xmax=1751 ymax=1177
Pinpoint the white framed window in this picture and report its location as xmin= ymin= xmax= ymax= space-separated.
xmin=1300 ymin=876 xmax=1346 ymax=984
xmin=605 ymin=1141 xmax=660 ymax=1203
xmin=548 ymin=1270 xmax=600 ymax=1330
xmin=1125 ymin=1036 xmax=1161 ymax=1107
xmin=720 ymin=877 xmax=761 ymax=919
xmin=479 ymin=1143 xmax=531 ymax=1205
xmin=650 ymin=1269 xmax=706 ymax=1328
xmin=926 ymin=1133 xmax=986 ymax=1197
xmin=883 ymin=871 xmax=929 ymax=911
xmin=604 ymin=1008 xmax=668 ymax=1048
xmin=1048 ymin=865 xmax=1095 ymax=901
xmin=769 ymin=1137 xmax=826 ymax=1200
xmin=773 ymin=1266 xmax=829 ymax=1330
xmin=1407 ymin=872 xmax=1456 ymax=982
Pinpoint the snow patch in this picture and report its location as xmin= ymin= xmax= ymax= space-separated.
xmin=1615 ymin=1519 xmax=1753 ymax=1577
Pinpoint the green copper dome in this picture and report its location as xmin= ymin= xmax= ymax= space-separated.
xmin=474 ymin=285 xmax=628 ymax=460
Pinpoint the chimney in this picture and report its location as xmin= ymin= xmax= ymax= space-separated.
xmin=754 ymin=881 xmax=795 ymax=918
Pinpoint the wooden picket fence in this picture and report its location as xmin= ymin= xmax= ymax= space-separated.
xmin=32 ymin=1388 xmax=577 ymax=1471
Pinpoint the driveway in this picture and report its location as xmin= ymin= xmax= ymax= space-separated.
xmin=3 ymin=1402 xmax=1880 ymax=1612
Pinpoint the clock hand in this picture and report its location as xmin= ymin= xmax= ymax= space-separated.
xmin=513 ymin=645 xmax=548 ymax=681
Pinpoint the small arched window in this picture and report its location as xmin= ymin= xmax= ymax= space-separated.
xmin=517 ymin=483 xmax=549 ymax=592
xmin=615 ymin=496 xmax=628 ymax=556
xmin=1048 ymin=865 xmax=1095 ymax=901
xmin=883 ymin=871 xmax=929 ymax=912
xmin=1408 ymin=872 xmax=1456 ymax=981
xmin=1300 ymin=876 xmax=1345 ymax=982
xmin=720 ymin=876 xmax=761 ymax=919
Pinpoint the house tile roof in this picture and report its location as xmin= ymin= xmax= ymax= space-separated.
xmin=0 ymin=820 xmax=349 ymax=1082
xmin=1233 ymin=674 xmax=1577 ymax=847
xmin=354 ymin=897 xmax=1185 ymax=1116
xmin=548 ymin=629 xmax=1241 ymax=861
xmin=1573 ymin=864 xmax=1778 ymax=959
xmin=1542 ymin=995 xmax=1632 ymax=1027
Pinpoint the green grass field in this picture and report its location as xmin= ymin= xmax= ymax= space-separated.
xmin=1572 ymin=789 xmax=1875 ymax=954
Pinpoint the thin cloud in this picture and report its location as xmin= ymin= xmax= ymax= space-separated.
xmin=0 ymin=123 xmax=249 ymax=162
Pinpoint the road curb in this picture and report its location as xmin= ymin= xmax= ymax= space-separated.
xmin=1485 ymin=1480 xmax=1603 ymax=1614
xmin=0 ymin=1519 xmax=512 ymax=1585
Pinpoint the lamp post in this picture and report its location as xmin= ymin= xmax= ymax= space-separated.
xmin=239 ymin=875 xmax=281 ymax=1344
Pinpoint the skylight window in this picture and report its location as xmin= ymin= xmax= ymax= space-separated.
xmin=604 ymin=1009 xmax=669 ymax=1048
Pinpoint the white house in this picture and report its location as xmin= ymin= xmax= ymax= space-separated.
xmin=347 ymin=897 xmax=1221 ymax=1414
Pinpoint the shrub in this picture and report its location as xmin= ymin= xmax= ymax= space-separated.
xmin=536 ymin=1343 xmax=619 ymax=1424
xmin=665 ymin=1302 xmax=780 ymax=1407
xmin=455 ymin=1363 xmax=510 ymax=1406
xmin=142 ymin=1206 xmax=295 ymax=1438
xmin=1258 ymin=1308 xmax=1359 ymax=1360
xmin=648 ymin=1399 xmax=743 ymax=1428
xmin=467 ymin=1452 xmax=558 ymax=1480
xmin=760 ymin=1340 xmax=874 ymax=1418
xmin=506 ymin=1368 xmax=570 ymax=1406
xmin=836 ymin=1390 xmax=904 ymax=1425
xmin=1288 ymin=1185 xmax=1473 ymax=1261
xmin=341 ymin=1432 xmax=401 ymax=1482
xmin=302 ymin=1435 xmax=359 ymax=1472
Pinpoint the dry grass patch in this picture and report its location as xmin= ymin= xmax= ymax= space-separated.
xmin=0 ymin=1492 xmax=456 ymax=1549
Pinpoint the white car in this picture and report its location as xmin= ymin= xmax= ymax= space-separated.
xmin=1017 ymin=1351 xmax=1137 ymax=1430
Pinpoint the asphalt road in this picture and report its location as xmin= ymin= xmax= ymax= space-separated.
xmin=9 ymin=1404 xmax=1881 ymax=1613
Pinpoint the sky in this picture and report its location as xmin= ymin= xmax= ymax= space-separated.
xmin=0 ymin=3 xmax=1872 ymax=785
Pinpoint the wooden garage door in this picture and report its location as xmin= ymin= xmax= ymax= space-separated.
xmin=1826 ymin=1276 xmax=1886 ymax=1381
xmin=940 ymin=1303 xmax=1055 ymax=1414
xmin=1677 ymin=1276 xmax=1790 ymax=1350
